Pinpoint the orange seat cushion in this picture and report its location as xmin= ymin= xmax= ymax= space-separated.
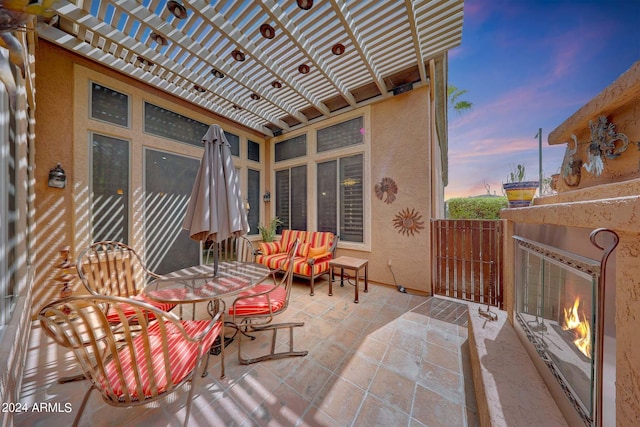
xmin=100 ymin=320 xmax=220 ymax=400
xmin=228 ymin=283 xmax=287 ymax=316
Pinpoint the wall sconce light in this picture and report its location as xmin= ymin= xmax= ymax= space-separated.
xmin=48 ymin=163 xmax=66 ymax=189
xmin=263 ymin=191 xmax=271 ymax=202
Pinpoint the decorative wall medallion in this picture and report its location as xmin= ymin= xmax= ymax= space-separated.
xmin=581 ymin=115 xmax=628 ymax=176
xmin=393 ymin=208 xmax=425 ymax=236
xmin=374 ymin=177 xmax=398 ymax=204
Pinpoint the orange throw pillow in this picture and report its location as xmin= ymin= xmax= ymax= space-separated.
xmin=308 ymin=246 xmax=326 ymax=258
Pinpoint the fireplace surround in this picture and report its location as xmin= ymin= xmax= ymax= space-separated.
xmin=513 ymin=227 xmax=617 ymax=427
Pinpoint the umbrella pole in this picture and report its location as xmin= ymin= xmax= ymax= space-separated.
xmin=214 ymin=242 xmax=219 ymax=276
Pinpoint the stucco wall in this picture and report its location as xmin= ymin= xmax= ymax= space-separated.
xmin=33 ymin=41 xmax=437 ymax=311
xmin=366 ymin=87 xmax=432 ymax=294
xmin=33 ymin=41 xmax=266 ymax=315
xmin=503 ymin=61 xmax=640 ymax=426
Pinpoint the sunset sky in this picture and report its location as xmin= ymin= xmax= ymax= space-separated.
xmin=445 ymin=0 xmax=640 ymax=199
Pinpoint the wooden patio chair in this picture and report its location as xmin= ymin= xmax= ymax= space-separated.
xmin=38 ymin=295 xmax=224 ymax=427
xmin=228 ymin=239 xmax=308 ymax=364
xmin=76 ymin=241 xmax=177 ymax=321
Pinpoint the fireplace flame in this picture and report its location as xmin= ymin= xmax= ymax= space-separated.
xmin=562 ymin=297 xmax=591 ymax=359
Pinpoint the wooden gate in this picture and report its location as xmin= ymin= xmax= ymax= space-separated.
xmin=431 ymin=219 xmax=504 ymax=308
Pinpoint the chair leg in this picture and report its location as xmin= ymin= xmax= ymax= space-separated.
xmin=238 ymin=322 xmax=308 ymax=365
xmin=72 ymin=384 xmax=94 ymax=427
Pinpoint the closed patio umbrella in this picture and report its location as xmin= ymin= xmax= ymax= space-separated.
xmin=183 ymin=124 xmax=249 ymax=274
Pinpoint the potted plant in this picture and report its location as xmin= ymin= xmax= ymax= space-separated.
xmin=502 ymin=164 xmax=539 ymax=208
xmin=257 ymin=216 xmax=282 ymax=242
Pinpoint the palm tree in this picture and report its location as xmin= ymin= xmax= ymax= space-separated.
xmin=448 ymin=84 xmax=473 ymax=115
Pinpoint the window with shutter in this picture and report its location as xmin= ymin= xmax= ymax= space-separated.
xmin=1 ymin=93 xmax=17 ymax=331
xmin=275 ymin=134 xmax=306 ymax=162
xmin=317 ymin=155 xmax=363 ymax=242
xmin=317 ymin=116 xmax=363 ymax=152
xmin=340 ymin=154 xmax=364 ymax=242
xmin=91 ymin=82 xmax=129 ymax=127
xmin=275 ymin=166 xmax=307 ymax=232
xmin=225 ymin=131 xmax=240 ymax=157
xmin=143 ymin=102 xmax=209 ymax=146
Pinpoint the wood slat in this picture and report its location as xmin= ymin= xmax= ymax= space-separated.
xmin=431 ymin=219 xmax=504 ymax=308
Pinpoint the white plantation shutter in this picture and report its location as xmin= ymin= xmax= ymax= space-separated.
xmin=317 ymin=154 xmax=363 ymax=243
xmin=340 ymin=154 xmax=363 ymax=242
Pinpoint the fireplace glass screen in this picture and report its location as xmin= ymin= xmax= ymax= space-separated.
xmin=515 ymin=238 xmax=598 ymax=420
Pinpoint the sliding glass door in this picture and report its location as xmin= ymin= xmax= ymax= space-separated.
xmin=144 ymin=149 xmax=200 ymax=274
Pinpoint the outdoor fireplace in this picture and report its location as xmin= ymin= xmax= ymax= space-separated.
xmin=513 ymin=228 xmax=617 ymax=427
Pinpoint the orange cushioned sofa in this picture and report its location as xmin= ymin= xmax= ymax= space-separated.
xmin=255 ymin=229 xmax=338 ymax=296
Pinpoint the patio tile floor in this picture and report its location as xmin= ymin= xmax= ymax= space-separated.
xmin=16 ymin=277 xmax=479 ymax=426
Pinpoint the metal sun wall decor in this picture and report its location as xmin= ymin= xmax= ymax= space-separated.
xmin=393 ymin=208 xmax=425 ymax=236
xmin=374 ymin=177 xmax=398 ymax=204
xmin=562 ymin=115 xmax=629 ymax=185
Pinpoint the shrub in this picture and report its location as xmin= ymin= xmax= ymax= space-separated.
xmin=447 ymin=197 xmax=508 ymax=219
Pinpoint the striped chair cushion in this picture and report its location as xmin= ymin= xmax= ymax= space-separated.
xmin=255 ymin=252 xmax=289 ymax=270
xmin=258 ymin=241 xmax=281 ymax=255
xmin=292 ymin=258 xmax=331 ymax=277
xmin=280 ymin=230 xmax=306 ymax=253
xmin=305 ymin=231 xmax=334 ymax=252
xmin=296 ymin=242 xmax=310 ymax=258
xmin=228 ymin=284 xmax=287 ymax=316
xmin=105 ymin=293 xmax=178 ymax=323
xmin=100 ymin=320 xmax=220 ymax=400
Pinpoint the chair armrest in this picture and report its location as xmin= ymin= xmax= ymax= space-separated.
xmin=328 ymin=235 xmax=339 ymax=256
xmin=306 ymin=252 xmax=331 ymax=266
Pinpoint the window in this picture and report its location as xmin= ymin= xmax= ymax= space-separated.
xmin=144 ymin=149 xmax=200 ymax=274
xmin=0 ymin=95 xmax=17 ymax=333
xmin=248 ymin=140 xmax=260 ymax=162
xmin=317 ymin=154 xmax=363 ymax=242
xmin=247 ymin=169 xmax=260 ymax=235
xmin=317 ymin=116 xmax=363 ymax=152
xmin=144 ymin=102 xmax=209 ymax=146
xmin=90 ymin=82 xmax=129 ymax=127
xmin=275 ymin=134 xmax=306 ymax=162
xmin=225 ymin=131 xmax=240 ymax=157
xmin=275 ymin=166 xmax=307 ymax=231
xmin=91 ymin=134 xmax=130 ymax=243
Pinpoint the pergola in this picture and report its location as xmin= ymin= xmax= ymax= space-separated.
xmin=40 ymin=0 xmax=464 ymax=136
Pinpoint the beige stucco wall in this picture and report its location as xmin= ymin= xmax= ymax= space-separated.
xmin=33 ymin=41 xmax=437 ymax=315
xmin=33 ymin=41 xmax=266 ymax=314
xmin=265 ymin=86 xmax=435 ymax=294
xmin=367 ymin=87 xmax=432 ymax=294
xmin=502 ymin=61 xmax=640 ymax=426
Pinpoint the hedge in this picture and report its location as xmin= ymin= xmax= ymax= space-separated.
xmin=447 ymin=197 xmax=508 ymax=219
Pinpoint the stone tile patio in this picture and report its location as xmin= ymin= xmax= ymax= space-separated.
xmin=16 ymin=278 xmax=479 ymax=426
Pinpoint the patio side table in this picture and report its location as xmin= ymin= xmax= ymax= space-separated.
xmin=328 ymin=256 xmax=368 ymax=303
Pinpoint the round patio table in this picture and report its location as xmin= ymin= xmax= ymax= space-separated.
xmin=143 ymin=261 xmax=270 ymax=304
